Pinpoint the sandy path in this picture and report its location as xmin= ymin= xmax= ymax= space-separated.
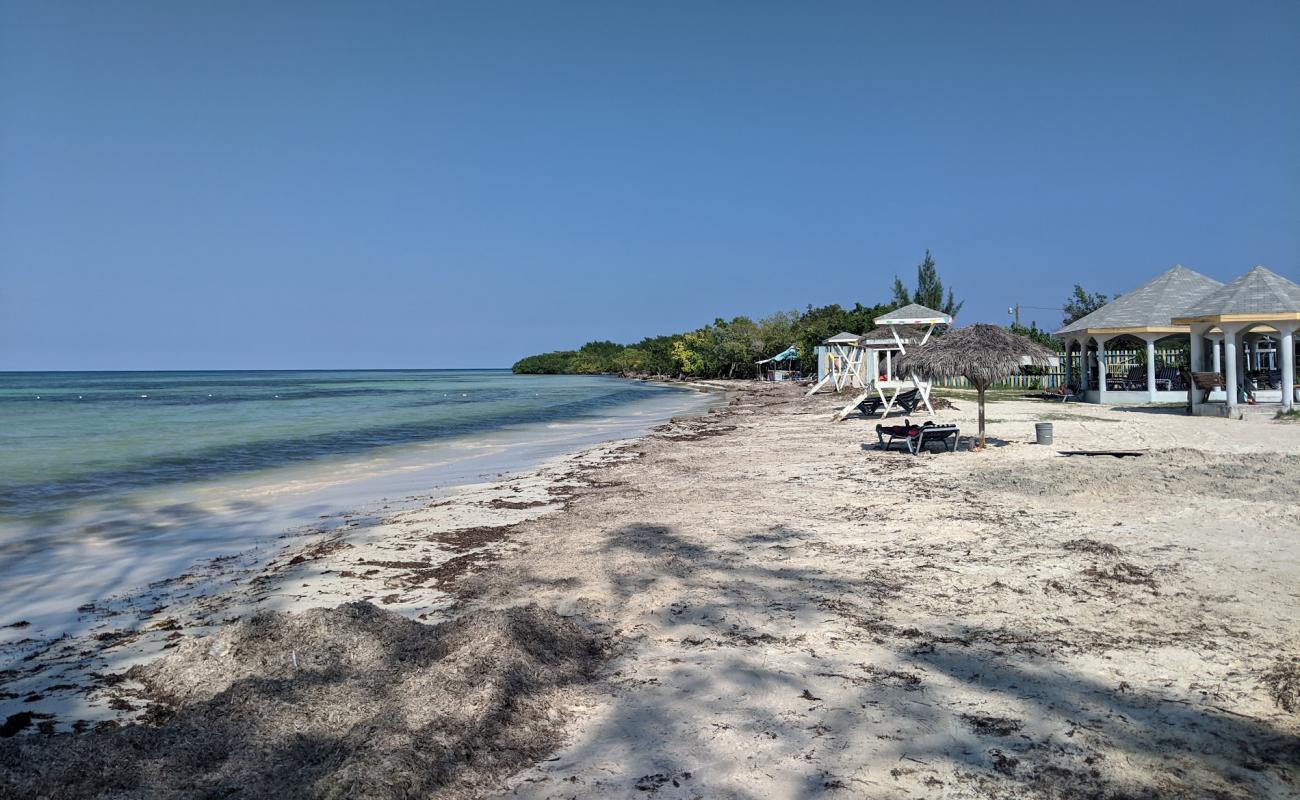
xmin=457 ymin=383 xmax=1300 ymax=798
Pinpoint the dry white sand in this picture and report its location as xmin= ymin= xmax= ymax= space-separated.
xmin=478 ymin=384 xmax=1300 ymax=798
xmin=4 ymin=381 xmax=1299 ymax=799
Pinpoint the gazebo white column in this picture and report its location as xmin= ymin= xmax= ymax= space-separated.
xmin=1096 ymin=337 xmax=1108 ymax=403
xmin=1189 ymin=325 xmax=1207 ymax=412
xmin=1222 ymin=325 xmax=1241 ymax=409
xmin=1079 ymin=339 xmax=1087 ymax=388
xmin=1211 ymin=336 xmax=1221 ymax=373
xmin=1143 ymin=335 xmax=1158 ymax=402
xmin=1281 ymin=324 xmax=1296 ymax=410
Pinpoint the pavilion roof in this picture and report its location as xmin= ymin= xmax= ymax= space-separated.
xmin=822 ymin=331 xmax=861 ymax=345
xmin=875 ymin=303 xmax=952 ymax=326
xmin=1172 ymin=266 xmax=1300 ymax=322
xmin=1055 ymin=265 xmax=1221 ymax=338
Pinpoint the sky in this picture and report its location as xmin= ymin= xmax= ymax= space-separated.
xmin=2 ymin=1 xmax=1297 ymax=370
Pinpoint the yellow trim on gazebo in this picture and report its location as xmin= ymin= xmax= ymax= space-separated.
xmin=1074 ymin=325 xmax=1189 ymax=336
xmin=1171 ymin=311 xmax=1300 ymax=325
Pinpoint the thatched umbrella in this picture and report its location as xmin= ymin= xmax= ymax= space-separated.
xmin=898 ymin=324 xmax=1058 ymax=448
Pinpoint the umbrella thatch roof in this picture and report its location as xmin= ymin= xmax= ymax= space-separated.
xmin=898 ymin=324 xmax=1057 ymax=389
xmin=856 ymin=324 xmax=926 ymax=347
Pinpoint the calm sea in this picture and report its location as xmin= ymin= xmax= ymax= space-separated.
xmin=0 ymin=369 xmax=704 ymax=518
xmin=0 ymin=370 xmax=714 ymax=638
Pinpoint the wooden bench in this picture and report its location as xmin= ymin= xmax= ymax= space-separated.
xmin=1190 ymin=371 xmax=1223 ymax=404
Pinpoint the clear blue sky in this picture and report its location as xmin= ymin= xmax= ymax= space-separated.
xmin=2 ymin=1 xmax=1296 ymax=369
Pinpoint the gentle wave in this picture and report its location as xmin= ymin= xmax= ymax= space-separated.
xmin=0 ymin=370 xmax=691 ymax=517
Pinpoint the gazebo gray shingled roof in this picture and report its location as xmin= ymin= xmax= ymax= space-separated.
xmin=1172 ymin=266 xmax=1300 ymax=324
xmin=875 ymin=303 xmax=953 ymax=325
xmin=822 ymin=331 xmax=861 ymax=345
xmin=1055 ymin=265 xmax=1222 ymax=339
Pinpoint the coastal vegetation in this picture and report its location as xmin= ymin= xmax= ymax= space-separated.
xmin=513 ymin=257 xmax=1110 ymax=379
xmin=512 ymin=253 xmax=963 ymax=378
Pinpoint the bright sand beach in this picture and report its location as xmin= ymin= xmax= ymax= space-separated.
xmin=2 ymin=380 xmax=1299 ymax=798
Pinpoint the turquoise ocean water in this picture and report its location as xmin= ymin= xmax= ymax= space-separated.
xmin=1 ymin=370 xmax=704 ymax=518
xmin=0 ymin=370 xmax=714 ymax=637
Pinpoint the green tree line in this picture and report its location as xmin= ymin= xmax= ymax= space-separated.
xmin=512 ymin=266 xmax=1111 ymax=379
xmin=512 ymin=252 xmax=973 ymax=379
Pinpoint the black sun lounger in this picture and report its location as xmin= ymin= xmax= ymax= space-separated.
xmin=876 ymin=419 xmax=960 ymax=454
xmin=1042 ymin=384 xmax=1083 ymax=403
xmin=857 ymin=388 xmax=921 ymax=417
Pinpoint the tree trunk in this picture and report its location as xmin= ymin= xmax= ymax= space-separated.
xmin=976 ymin=383 xmax=987 ymax=448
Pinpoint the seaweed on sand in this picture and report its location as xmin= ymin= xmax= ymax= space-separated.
xmin=0 ymin=602 xmax=607 ymax=800
xmin=1261 ymin=657 xmax=1300 ymax=713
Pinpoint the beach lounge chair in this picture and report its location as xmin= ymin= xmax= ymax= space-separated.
xmin=1122 ymin=366 xmax=1145 ymax=390
xmin=1156 ymin=366 xmax=1182 ymax=391
xmin=1042 ymin=383 xmax=1083 ymax=402
xmin=892 ymin=388 xmax=922 ymax=415
xmin=875 ymin=419 xmax=960 ymax=455
xmin=855 ymin=388 xmax=920 ymax=417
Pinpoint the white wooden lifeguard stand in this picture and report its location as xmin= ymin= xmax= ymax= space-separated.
xmin=805 ymin=332 xmax=867 ymax=395
xmin=834 ymin=304 xmax=953 ymax=420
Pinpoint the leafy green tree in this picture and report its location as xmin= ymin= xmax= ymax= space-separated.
xmin=756 ymin=311 xmax=799 ymax=358
xmin=612 ymin=348 xmax=650 ymax=374
xmin=1062 ymin=285 xmax=1108 ymax=325
xmin=629 ymin=335 xmax=679 ymax=375
xmin=890 ymin=276 xmax=910 ymax=306
xmin=672 ymin=332 xmax=713 ymax=376
xmin=1009 ymin=321 xmax=1062 ymax=351
xmin=513 ymin=299 xmax=904 ymax=378
xmin=512 ymin=351 xmax=579 ymax=374
xmin=891 ymin=250 xmax=964 ymax=317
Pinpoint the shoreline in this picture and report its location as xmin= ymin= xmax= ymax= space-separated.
xmin=0 ymin=379 xmax=727 ymax=731
xmin=3 ymin=381 xmax=1299 ymax=798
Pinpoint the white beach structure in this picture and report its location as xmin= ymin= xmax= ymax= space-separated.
xmin=1054 ymin=265 xmax=1223 ymax=404
xmin=806 ymin=332 xmax=867 ymax=395
xmin=1172 ymin=266 xmax=1300 ymax=414
xmin=834 ymin=303 xmax=951 ymax=420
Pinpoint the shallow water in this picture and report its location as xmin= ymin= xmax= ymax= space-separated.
xmin=1 ymin=370 xmax=701 ymax=517
xmin=0 ymin=370 xmax=716 ymax=637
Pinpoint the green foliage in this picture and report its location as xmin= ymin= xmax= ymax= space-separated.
xmin=513 ymin=251 xmax=960 ymax=378
xmin=510 ymin=350 xmax=580 ymax=374
xmin=1063 ymin=284 xmax=1108 ymax=325
xmin=792 ymin=303 xmax=893 ymax=375
xmin=891 ymin=276 xmax=910 ymax=306
xmin=891 ymin=249 xmax=964 ymax=317
xmin=1009 ymin=321 xmax=1062 ymax=351
xmin=512 ymin=302 xmax=900 ymax=378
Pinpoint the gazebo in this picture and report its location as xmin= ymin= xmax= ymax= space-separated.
xmin=1172 ymin=266 xmax=1300 ymax=413
xmin=1054 ymin=265 xmax=1223 ymax=403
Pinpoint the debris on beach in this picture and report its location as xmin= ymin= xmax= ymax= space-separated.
xmin=1262 ymin=658 xmax=1300 ymax=714
xmin=0 ymin=602 xmax=607 ymax=800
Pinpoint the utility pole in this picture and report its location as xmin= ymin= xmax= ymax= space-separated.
xmin=1008 ymin=304 xmax=1020 ymax=327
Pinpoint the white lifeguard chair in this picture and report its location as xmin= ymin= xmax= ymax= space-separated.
xmin=806 ymin=332 xmax=867 ymax=395
xmin=834 ymin=304 xmax=953 ymax=420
